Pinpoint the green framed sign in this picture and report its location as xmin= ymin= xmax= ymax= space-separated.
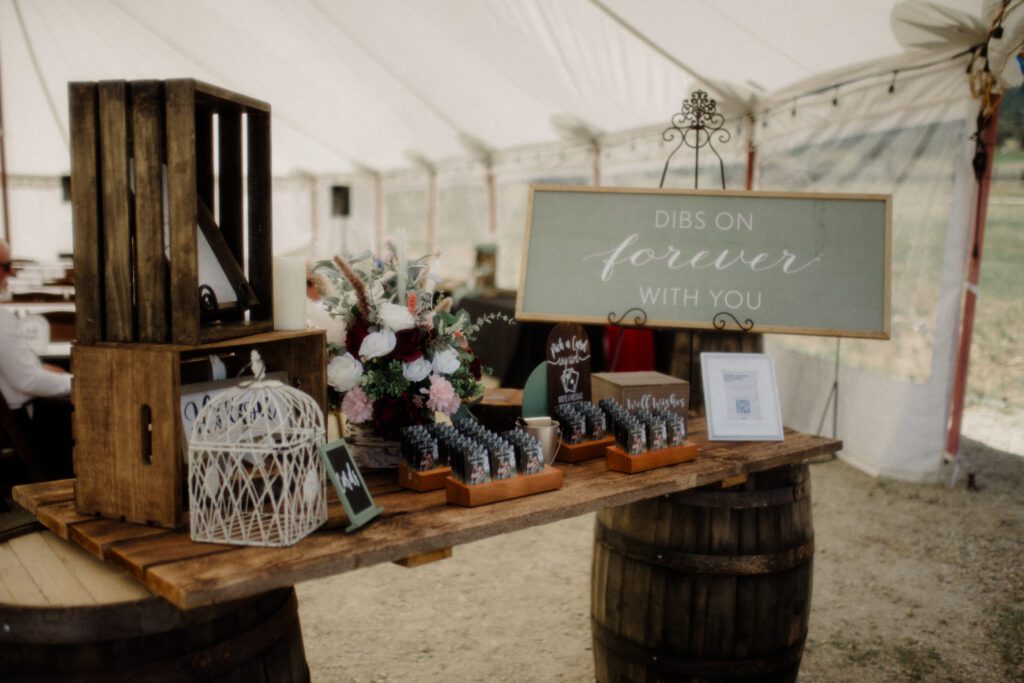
xmin=516 ymin=185 xmax=891 ymax=339
xmin=320 ymin=439 xmax=383 ymax=533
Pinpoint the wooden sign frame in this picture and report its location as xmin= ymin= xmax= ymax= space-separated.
xmin=516 ymin=185 xmax=891 ymax=339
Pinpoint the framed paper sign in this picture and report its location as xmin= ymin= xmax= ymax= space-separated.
xmin=516 ymin=185 xmax=891 ymax=338
xmin=701 ymin=353 xmax=783 ymax=441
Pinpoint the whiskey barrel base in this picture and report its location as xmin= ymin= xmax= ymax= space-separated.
xmin=591 ymin=464 xmax=813 ymax=683
xmin=592 ymin=621 xmax=804 ymax=682
xmin=0 ymin=587 xmax=309 ymax=682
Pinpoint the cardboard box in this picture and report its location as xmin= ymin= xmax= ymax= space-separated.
xmin=591 ymin=371 xmax=690 ymax=418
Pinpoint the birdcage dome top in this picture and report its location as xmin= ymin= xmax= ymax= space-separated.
xmin=189 ymin=350 xmax=325 ymax=451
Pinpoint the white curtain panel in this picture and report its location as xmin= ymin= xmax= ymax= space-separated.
xmin=755 ymin=61 xmax=976 ymax=482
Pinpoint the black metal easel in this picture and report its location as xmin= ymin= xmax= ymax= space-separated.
xmin=607 ymin=90 xmax=754 ymax=385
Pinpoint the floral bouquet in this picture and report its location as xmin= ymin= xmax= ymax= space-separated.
xmin=313 ymin=245 xmax=504 ymax=446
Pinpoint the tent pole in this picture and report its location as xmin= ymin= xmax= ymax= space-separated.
xmin=946 ymin=94 xmax=1002 ymax=460
xmin=0 ymin=49 xmax=11 ymax=245
xmin=373 ymin=173 xmax=384 ymax=254
xmin=486 ymin=169 xmax=496 ymax=236
xmin=426 ymin=169 xmax=437 ymax=254
xmin=744 ymin=116 xmax=756 ymax=191
xmin=308 ymin=176 xmax=319 ymax=256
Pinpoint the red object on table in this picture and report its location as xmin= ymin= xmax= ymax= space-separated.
xmin=605 ymin=327 xmax=654 ymax=372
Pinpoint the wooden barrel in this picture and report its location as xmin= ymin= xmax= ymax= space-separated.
xmin=0 ymin=529 xmax=309 ymax=682
xmin=667 ymin=329 xmax=763 ymax=414
xmin=591 ymin=464 xmax=813 ymax=683
xmin=470 ymin=387 xmax=524 ymax=434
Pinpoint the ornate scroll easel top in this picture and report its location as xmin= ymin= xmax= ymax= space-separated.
xmin=659 ymin=90 xmax=731 ymax=190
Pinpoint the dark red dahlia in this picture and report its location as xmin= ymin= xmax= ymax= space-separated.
xmin=371 ymin=395 xmax=424 ymax=440
xmin=468 ymin=354 xmax=482 ymax=380
xmin=390 ymin=327 xmax=425 ymax=362
xmin=344 ymin=316 xmax=370 ymax=357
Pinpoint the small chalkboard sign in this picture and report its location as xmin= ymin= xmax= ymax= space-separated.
xmin=546 ymin=323 xmax=592 ymax=414
xmin=320 ymin=439 xmax=383 ymax=532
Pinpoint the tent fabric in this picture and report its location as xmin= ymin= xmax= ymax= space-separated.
xmin=2 ymin=0 xmax=973 ymax=178
xmin=756 ymin=58 xmax=977 ymax=481
xmin=1 ymin=0 xmax=1022 ymax=483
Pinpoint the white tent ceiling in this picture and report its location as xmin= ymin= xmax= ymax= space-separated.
xmin=0 ymin=0 xmax=992 ymax=178
xmin=1 ymin=0 xmax=1021 ymax=484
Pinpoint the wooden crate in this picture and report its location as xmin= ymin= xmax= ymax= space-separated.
xmin=69 ymin=79 xmax=273 ymax=346
xmin=591 ymin=371 xmax=690 ymax=418
xmin=72 ymin=330 xmax=327 ymax=528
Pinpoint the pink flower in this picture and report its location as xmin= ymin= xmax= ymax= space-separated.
xmin=341 ymin=386 xmax=373 ymax=424
xmin=421 ymin=374 xmax=460 ymax=416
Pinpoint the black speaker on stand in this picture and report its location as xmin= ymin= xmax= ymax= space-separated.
xmin=331 ymin=185 xmax=350 ymax=217
xmin=330 ymin=185 xmax=351 ymax=254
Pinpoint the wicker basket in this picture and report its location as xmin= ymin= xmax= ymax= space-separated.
xmin=187 ymin=351 xmax=327 ymax=547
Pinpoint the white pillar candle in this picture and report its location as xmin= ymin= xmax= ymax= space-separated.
xmin=273 ymin=256 xmax=307 ymax=331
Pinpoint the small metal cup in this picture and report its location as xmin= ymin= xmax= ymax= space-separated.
xmin=517 ymin=416 xmax=561 ymax=465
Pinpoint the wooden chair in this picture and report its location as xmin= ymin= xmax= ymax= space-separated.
xmin=0 ymin=393 xmax=47 ymax=483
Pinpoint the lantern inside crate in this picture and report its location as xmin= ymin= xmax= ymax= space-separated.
xmin=188 ymin=351 xmax=327 ymax=547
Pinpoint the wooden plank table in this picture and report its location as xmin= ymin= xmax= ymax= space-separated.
xmin=13 ymin=419 xmax=840 ymax=611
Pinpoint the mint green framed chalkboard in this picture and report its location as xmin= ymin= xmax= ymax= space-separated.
xmin=516 ymin=185 xmax=891 ymax=339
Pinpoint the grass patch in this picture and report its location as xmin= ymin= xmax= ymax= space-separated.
xmin=995 ymin=606 xmax=1024 ymax=678
xmin=995 ymin=149 xmax=1024 ymax=164
xmin=829 ymin=634 xmax=881 ymax=665
xmin=892 ymin=643 xmax=944 ymax=682
xmin=966 ymin=155 xmax=1024 ymax=412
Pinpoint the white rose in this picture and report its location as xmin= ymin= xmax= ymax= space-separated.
xmin=359 ymin=328 xmax=396 ymax=359
xmin=327 ymin=353 xmax=363 ymax=392
xmin=402 ymin=357 xmax=432 ymax=383
xmin=431 ymin=346 xmax=461 ymax=375
xmin=327 ymin=321 xmax=346 ymax=348
xmin=307 ymin=302 xmax=345 ymax=346
xmin=377 ymin=301 xmax=416 ymax=331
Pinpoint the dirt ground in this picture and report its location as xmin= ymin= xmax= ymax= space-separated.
xmin=296 ymin=407 xmax=1024 ymax=682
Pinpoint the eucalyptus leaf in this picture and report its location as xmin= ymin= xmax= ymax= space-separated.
xmin=348 ymin=249 xmax=372 ymax=263
xmin=452 ymin=404 xmax=477 ymax=422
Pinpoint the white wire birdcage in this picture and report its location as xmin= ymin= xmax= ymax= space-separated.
xmin=188 ymin=350 xmax=327 ymax=547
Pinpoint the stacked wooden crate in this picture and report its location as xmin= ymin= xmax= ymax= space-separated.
xmin=68 ymin=80 xmax=326 ymax=528
xmin=69 ymin=79 xmax=273 ymax=345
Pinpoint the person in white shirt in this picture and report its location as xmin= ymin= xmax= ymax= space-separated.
xmin=0 ymin=239 xmax=73 ymax=480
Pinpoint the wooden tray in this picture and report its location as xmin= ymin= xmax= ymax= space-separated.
xmin=606 ymin=442 xmax=699 ymax=474
xmin=557 ymin=435 xmax=614 ymax=463
xmin=445 ymin=467 xmax=563 ymax=507
xmin=397 ymin=461 xmax=452 ymax=492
